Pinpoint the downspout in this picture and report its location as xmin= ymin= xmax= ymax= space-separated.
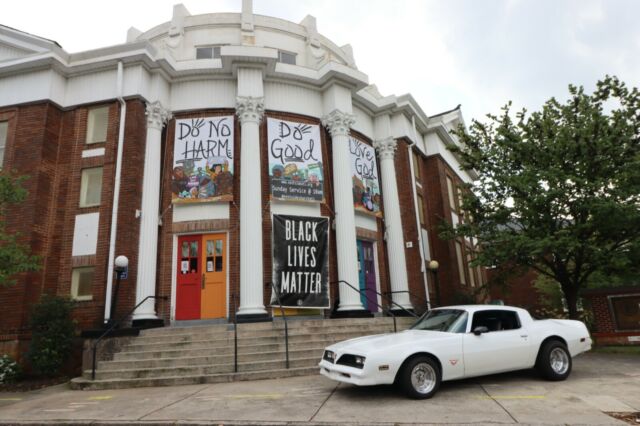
xmin=408 ymin=115 xmax=431 ymax=310
xmin=104 ymin=61 xmax=127 ymax=323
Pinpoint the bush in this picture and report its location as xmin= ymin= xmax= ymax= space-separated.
xmin=0 ymin=354 xmax=21 ymax=384
xmin=28 ymin=294 xmax=76 ymax=376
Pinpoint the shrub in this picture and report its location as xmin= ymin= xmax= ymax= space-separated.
xmin=0 ymin=354 xmax=21 ymax=384
xmin=28 ymin=294 xmax=76 ymax=376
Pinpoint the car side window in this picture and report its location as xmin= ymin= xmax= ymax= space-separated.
xmin=471 ymin=310 xmax=521 ymax=332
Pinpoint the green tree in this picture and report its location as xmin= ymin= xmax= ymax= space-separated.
xmin=0 ymin=173 xmax=40 ymax=287
xmin=445 ymin=76 xmax=640 ymax=319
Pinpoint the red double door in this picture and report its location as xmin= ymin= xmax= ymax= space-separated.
xmin=176 ymin=233 xmax=227 ymax=320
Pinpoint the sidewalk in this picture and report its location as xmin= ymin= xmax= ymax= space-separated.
xmin=0 ymin=353 xmax=638 ymax=425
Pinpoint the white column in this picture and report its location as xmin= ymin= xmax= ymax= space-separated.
xmin=133 ymin=101 xmax=171 ymax=321
xmin=374 ymin=137 xmax=413 ymax=310
xmin=322 ymin=110 xmax=365 ymax=312
xmin=236 ymin=96 xmax=268 ymax=317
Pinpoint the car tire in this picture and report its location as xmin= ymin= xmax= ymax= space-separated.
xmin=536 ymin=340 xmax=572 ymax=381
xmin=399 ymin=356 xmax=441 ymax=399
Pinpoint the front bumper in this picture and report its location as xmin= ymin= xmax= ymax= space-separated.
xmin=318 ymin=359 xmax=380 ymax=386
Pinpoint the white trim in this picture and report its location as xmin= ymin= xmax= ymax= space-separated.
xmin=81 ymin=147 xmax=105 ymax=158
xmin=373 ymin=241 xmax=382 ymax=313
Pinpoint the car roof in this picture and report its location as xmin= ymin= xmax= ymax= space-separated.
xmin=433 ymin=304 xmax=527 ymax=314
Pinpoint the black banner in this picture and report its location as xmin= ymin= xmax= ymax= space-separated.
xmin=272 ymin=214 xmax=329 ymax=308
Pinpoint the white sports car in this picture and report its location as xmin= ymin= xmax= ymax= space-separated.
xmin=319 ymin=305 xmax=592 ymax=399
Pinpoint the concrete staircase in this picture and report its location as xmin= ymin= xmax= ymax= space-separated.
xmin=71 ymin=316 xmax=415 ymax=390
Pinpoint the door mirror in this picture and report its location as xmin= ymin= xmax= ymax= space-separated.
xmin=473 ymin=326 xmax=489 ymax=336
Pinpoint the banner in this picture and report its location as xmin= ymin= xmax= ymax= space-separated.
xmin=272 ymin=214 xmax=329 ymax=309
xmin=267 ymin=118 xmax=324 ymax=202
xmin=349 ymin=137 xmax=382 ymax=216
xmin=171 ymin=116 xmax=234 ymax=203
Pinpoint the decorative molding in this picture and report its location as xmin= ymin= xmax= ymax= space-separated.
xmin=322 ymin=109 xmax=355 ymax=137
xmin=145 ymin=101 xmax=172 ymax=130
xmin=236 ymin=96 xmax=265 ymax=124
xmin=373 ymin=137 xmax=398 ymax=160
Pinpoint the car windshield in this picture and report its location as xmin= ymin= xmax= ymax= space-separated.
xmin=410 ymin=309 xmax=468 ymax=333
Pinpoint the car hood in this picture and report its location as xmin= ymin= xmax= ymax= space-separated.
xmin=328 ymin=329 xmax=453 ymax=354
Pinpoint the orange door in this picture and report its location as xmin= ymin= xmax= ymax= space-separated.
xmin=201 ymin=233 xmax=227 ymax=319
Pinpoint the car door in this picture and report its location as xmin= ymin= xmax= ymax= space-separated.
xmin=462 ymin=309 xmax=532 ymax=377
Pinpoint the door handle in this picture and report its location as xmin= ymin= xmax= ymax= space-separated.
xmin=201 ymin=274 xmax=205 ymax=289
xmin=520 ymin=334 xmax=528 ymax=339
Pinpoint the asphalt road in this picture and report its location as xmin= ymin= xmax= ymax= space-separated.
xmin=0 ymin=352 xmax=638 ymax=425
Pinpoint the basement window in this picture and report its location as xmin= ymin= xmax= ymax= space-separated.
xmin=71 ymin=266 xmax=94 ymax=301
xmin=277 ymin=50 xmax=296 ymax=65
xmin=86 ymin=106 xmax=109 ymax=144
xmin=0 ymin=121 xmax=7 ymax=168
xmin=196 ymin=46 xmax=221 ymax=59
xmin=80 ymin=167 xmax=103 ymax=207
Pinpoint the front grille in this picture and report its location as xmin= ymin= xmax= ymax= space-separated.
xmin=336 ymin=354 xmax=364 ymax=369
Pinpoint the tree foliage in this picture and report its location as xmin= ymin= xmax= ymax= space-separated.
xmin=0 ymin=173 xmax=40 ymax=287
xmin=445 ymin=76 xmax=640 ymax=319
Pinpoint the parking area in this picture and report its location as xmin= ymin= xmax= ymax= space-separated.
xmin=0 ymin=352 xmax=638 ymax=425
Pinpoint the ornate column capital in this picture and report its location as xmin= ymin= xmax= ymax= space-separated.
xmin=145 ymin=101 xmax=172 ymax=130
xmin=236 ymin=96 xmax=265 ymax=124
xmin=322 ymin=109 xmax=355 ymax=137
xmin=373 ymin=137 xmax=398 ymax=160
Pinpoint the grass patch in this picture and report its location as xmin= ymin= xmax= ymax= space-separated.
xmin=592 ymin=345 xmax=640 ymax=355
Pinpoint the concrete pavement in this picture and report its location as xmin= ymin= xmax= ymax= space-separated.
xmin=0 ymin=352 xmax=638 ymax=425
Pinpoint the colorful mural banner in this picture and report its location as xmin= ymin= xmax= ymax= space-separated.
xmin=272 ymin=214 xmax=329 ymax=309
xmin=349 ymin=137 xmax=382 ymax=216
xmin=171 ymin=116 xmax=235 ymax=203
xmin=267 ymin=118 xmax=324 ymax=202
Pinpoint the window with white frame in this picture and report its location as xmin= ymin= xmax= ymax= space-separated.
xmin=71 ymin=266 xmax=94 ymax=300
xmin=80 ymin=167 xmax=103 ymax=207
xmin=86 ymin=106 xmax=109 ymax=144
xmin=0 ymin=121 xmax=7 ymax=168
xmin=196 ymin=46 xmax=221 ymax=59
xmin=277 ymin=50 xmax=296 ymax=65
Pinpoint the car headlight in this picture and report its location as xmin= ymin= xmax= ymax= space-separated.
xmin=355 ymin=356 xmax=365 ymax=365
xmin=323 ymin=350 xmax=336 ymax=363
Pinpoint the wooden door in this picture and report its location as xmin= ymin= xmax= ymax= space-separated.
xmin=176 ymin=235 xmax=201 ymax=320
xmin=201 ymin=233 xmax=227 ymax=319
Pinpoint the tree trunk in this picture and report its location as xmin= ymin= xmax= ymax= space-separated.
xmin=561 ymin=282 xmax=580 ymax=320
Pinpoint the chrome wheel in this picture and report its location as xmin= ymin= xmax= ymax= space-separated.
xmin=549 ymin=347 xmax=569 ymax=375
xmin=410 ymin=362 xmax=437 ymax=394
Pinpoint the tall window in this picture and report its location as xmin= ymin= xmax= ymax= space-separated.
xmin=412 ymin=150 xmax=421 ymax=181
xmin=71 ymin=266 xmax=94 ymax=300
xmin=80 ymin=167 xmax=103 ymax=207
xmin=417 ymin=193 xmax=425 ymax=227
xmin=455 ymin=241 xmax=466 ymax=285
xmin=446 ymin=176 xmax=456 ymax=211
xmin=0 ymin=121 xmax=7 ymax=168
xmin=86 ymin=106 xmax=109 ymax=144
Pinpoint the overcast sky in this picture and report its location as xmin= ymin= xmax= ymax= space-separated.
xmin=4 ymin=0 xmax=639 ymax=122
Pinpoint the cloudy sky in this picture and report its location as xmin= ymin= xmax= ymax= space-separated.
xmin=4 ymin=0 xmax=639 ymax=122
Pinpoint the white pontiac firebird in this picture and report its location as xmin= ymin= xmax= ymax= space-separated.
xmin=319 ymin=305 xmax=592 ymax=399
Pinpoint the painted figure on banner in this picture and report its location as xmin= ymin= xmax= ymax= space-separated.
xmin=171 ymin=116 xmax=235 ymax=203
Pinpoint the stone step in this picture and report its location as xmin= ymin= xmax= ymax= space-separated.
xmin=100 ymin=347 xmax=325 ymax=370
xmin=113 ymin=340 xmax=328 ymax=361
xmin=139 ymin=316 xmax=414 ymax=337
xmin=119 ymin=330 xmax=394 ymax=352
xmin=132 ymin=322 xmax=407 ymax=343
xmin=86 ymin=357 xmax=319 ymax=381
xmin=71 ymin=366 xmax=319 ymax=390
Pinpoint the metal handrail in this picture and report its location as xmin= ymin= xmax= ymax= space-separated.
xmin=268 ymin=282 xmax=290 ymax=369
xmin=385 ymin=290 xmax=430 ymax=312
xmin=231 ymin=293 xmax=238 ymax=373
xmin=332 ymin=280 xmax=399 ymax=332
xmin=91 ymin=295 xmax=167 ymax=380
xmin=334 ymin=280 xmax=418 ymax=319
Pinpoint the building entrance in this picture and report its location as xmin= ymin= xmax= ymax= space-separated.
xmin=176 ymin=233 xmax=227 ymax=320
xmin=357 ymin=240 xmax=377 ymax=311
